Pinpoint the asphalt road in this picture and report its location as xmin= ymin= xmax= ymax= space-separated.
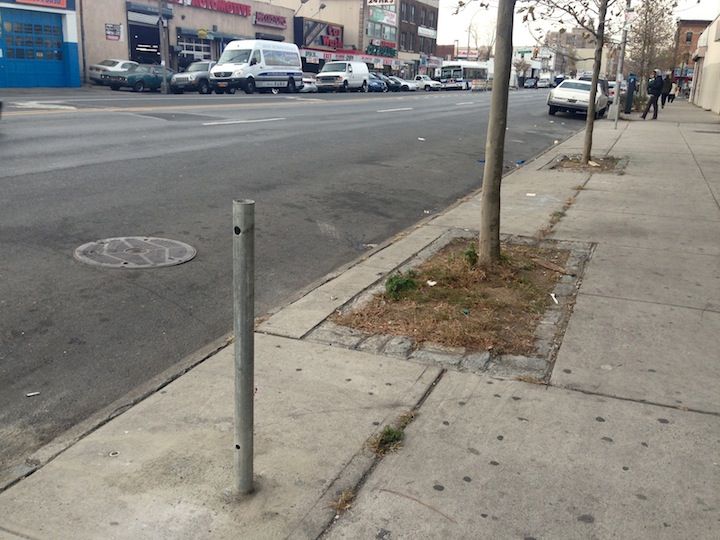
xmin=0 ymin=88 xmax=584 ymax=484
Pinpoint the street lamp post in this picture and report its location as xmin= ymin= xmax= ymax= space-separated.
xmin=613 ymin=0 xmax=632 ymax=129
xmin=158 ymin=0 xmax=168 ymax=94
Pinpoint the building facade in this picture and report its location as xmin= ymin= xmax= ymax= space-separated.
xmin=0 ymin=0 xmax=81 ymax=87
xmin=397 ymin=0 xmax=438 ymax=75
xmin=80 ymin=0 xmax=294 ymax=77
xmin=690 ymin=14 xmax=720 ymax=114
xmin=673 ymin=18 xmax=712 ymax=83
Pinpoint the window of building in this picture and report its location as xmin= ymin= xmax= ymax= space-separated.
xmin=400 ymin=2 xmax=407 ymax=22
xmin=383 ymin=25 xmax=396 ymax=43
xmin=177 ymin=35 xmax=212 ymax=61
xmin=420 ymin=8 xmax=426 ymax=26
xmin=418 ymin=36 xmax=424 ymax=52
xmin=400 ymin=32 xmax=406 ymax=51
xmin=410 ymin=4 xmax=416 ymax=24
xmin=428 ymin=11 xmax=435 ymax=28
xmin=408 ymin=33 xmax=415 ymax=51
xmin=685 ymin=31 xmax=693 ymax=44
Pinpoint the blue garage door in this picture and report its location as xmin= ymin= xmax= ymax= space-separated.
xmin=0 ymin=8 xmax=65 ymax=87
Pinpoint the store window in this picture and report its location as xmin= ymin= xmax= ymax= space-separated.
xmin=2 ymin=18 xmax=63 ymax=60
xmin=177 ymin=35 xmax=211 ymax=61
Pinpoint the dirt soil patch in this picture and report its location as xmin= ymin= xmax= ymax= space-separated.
xmin=553 ymin=154 xmax=620 ymax=172
xmin=333 ymin=240 xmax=569 ymax=355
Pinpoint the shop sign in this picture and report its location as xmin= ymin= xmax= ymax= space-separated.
xmin=366 ymin=39 xmax=396 ymax=58
xmin=367 ymin=0 xmax=395 ymax=5
xmin=17 ymin=0 xmax=68 ymax=7
xmin=417 ymin=26 xmax=437 ymax=39
xmin=169 ymin=0 xmax=251 ymax=17
xmin=253 ymin=12 xmax=287 ymax=29
xmin=105 ymin=23 xmax=122 ymax=41
xmin=369 ymin=7 xmax=397 ymax=26
xmin=297 ymin=18 xmax=343 ymax=51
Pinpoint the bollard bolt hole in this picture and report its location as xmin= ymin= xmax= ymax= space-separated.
xmin=234 ymin=226 xmax=241 ymax=235
xmin=235 ymin=444 xmax=240 ymax=450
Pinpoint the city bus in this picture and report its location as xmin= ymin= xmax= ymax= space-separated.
xmin=440 ymin=60 xmax=489 ymax=90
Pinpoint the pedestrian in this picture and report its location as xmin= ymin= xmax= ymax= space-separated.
xmin=641 ymin=69 xmax=663 ymax=120
xmin=660 ymin=73 xmax=672 ymax=108
xmin=669 ymin=80 xmax=678 ymax=103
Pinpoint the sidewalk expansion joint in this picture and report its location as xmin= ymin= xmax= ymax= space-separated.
xmin=679 ymin=126 xmax=720 ymax=211
xmin=552 ymin=384 xmax=720 ymax=418
xmin=578 ymin=291 xmax=720 ymax=315
xmin=0 ymin=525 xmax=34 ymax=540
xmin=313 ymin=368 xmax=447 ymax=540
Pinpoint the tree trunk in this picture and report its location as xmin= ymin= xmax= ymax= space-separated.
xmin=581 ymin=0 xmax=609 ymax=165
xmin=478 ymin=0 xmax=515 ymax=265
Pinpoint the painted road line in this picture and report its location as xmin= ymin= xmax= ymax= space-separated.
xmin=203 ymin=117 xmax=286 ymax=126
xmin=456 ymin=101 xmax=474 ymax=105
xmin=376 ymin=107 xmax=414 ymax=113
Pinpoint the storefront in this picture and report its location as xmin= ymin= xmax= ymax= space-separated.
xmin=0 ymin=0 xmax=80 ymax=87
xmin=295 ymin=15 xmax=402 ymax=74
xmin=81 ymin=0 xmax=293 ymax=77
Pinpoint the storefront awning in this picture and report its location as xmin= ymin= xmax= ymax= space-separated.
xmin=301 ymin=48 xmax=404 ymax=68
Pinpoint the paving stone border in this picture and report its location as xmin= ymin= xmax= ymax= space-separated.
xmin=304 ymin=229 xmax=594 ymax=381
xmin=540 ymin=154 xmax=629 ymax=174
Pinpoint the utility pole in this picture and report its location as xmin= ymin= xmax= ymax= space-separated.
xmin=158 ymin=0 xmax=168 ymax=94
xmin=614 ymin=0 xmax=632 ymax=129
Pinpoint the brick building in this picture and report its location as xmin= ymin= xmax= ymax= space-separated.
xmin=674 ymin=18 xmax=712 ymax=82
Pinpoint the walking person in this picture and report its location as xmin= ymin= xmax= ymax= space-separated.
xmin=660 ymin=73 xmax=672 ymax=108
xmin=669 ymin=80 xmax=678 ymax=104
xmin=642 ymin=69 xmax=663 ymax=120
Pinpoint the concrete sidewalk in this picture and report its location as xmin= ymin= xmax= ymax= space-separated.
xmin=1 ymin=102 xmax=718 ymax=539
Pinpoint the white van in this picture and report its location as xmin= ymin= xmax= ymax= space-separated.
xmin=316 ymin=61 xmax=369 ymax=93
xmin=209 ymin=40 xmax=302 ymax=94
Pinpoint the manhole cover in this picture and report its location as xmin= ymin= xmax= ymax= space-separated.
xmin=74 ymin=237 xmax=196 ymax=268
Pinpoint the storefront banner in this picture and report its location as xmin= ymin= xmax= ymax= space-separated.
xmin=105 ymin=23 xmax=123 ymax=41
xmin=16 ymin=0 xmax=68 ymax=8
xmin=301 ymin=48 xmax=402 ymax=68
xmin=253 ymin=12 xmax=286 ymax=29
xmin=417 ymin=26 xmax=437 ymax=39
xmin=367 ymin=0 xmax=395 ymax=5
xmin=295 ymin=18 xmax=343 ymax=51
xmin=369 ymin=7 xmax=397 ymax=26
xmin=169 ymin=0 xmax=251 ymax=17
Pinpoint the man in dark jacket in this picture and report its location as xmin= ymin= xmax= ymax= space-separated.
xmin=660 ymin=73 xmax=672 ymax=108
xmin=642 ymin=69 xmax=663 ymax=120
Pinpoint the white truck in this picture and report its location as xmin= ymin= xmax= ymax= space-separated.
xmin=413 ymin=74 xmax=442 ymax=91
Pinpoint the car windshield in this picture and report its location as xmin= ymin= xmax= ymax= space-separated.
xmin=217 ymin=49 xmax=251 ymax=65
xmin=99 ymin=60 xmax=119 ymax=67
xmin=134 ymin=66 xmax=151 ymax=73
xmin=559 ymin=81 xmax=591 ymax=91
xmin=187 ymin=63 xmax=209 ymax=72
xmin=321 ymin=62 xmax=347 ymax=73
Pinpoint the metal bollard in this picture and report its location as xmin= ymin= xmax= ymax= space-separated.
xmin=233 ymin=199 xmax=255 ymax=495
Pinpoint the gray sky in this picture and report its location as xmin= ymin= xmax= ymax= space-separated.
xmin=437 ymin=0 xmax=720 ymax=48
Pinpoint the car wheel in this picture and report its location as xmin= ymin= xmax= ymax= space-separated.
xmin=245 ymin=78 xmax=255 ymax=94
xmin=271 ymin=88 xmax=280 ymax=95
xmin=288 ymin=78 xmax=296 ymax=93
xmin=198 ymin=81 xmax=210 ymax=94
xmin=226 ymin=87 xmax=236 ymax=95
xmin=402 ymin=85 xmax=408 ymax=91
xmin=361 ymin=81 xmax=368 ymax=93
xmin=548 ymin=106 xmax=557 ymax=115
xmin=383 ymin=85 xmax=388 ymax=93
xmin=425 ymin=85 xmax=431 ymax=91
xmin=133 ymin=80 xmax=145 ymax=92
xmin=343 ymin=80 xmax=349 ymax=92
xmin=110 ymin=85 xmax=120 ymax=91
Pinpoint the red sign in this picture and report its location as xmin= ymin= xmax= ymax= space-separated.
xmin=254 ymin=12 xmax=286 ymax=29
xmin=171 ymin=0 xmax=251 ymax=17
xmin=16 ymin=0 xmax=68 ymax=8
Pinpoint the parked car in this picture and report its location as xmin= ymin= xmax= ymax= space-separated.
xmin=104 ymin=64 xmax=175 ymax=92
xmin=375 ymin=73 xmax=401 ymax=92
xmin=170 ymin=61 xmax=215 ymax=94
xmin=578 ymin=75 xmax=610 ymax=98
xmin=209 ymin=39 xmax=302 ymax=94
xmin=547 ymin=79 xmax=609 ymax=118
xmin=300 ymin=72 xmax=318 ymax=93
xmin=537 ymin=78 xmax=551 ymax=88
xmin=368 ymin=72 xmax=388 ymax=92
xmin=413 ymin=74 xmax=442 ymax=91
xmin=523 ymin=78 xmax=538 ymax=89
xmin=316 ymin=61 xmax=369 ymax=92
xmin=89 ymin=59 xmax=138 ymax=85
xmin=388 ymin=76 xmax=418 ymax=91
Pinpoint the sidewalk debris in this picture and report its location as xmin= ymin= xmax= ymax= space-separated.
xmin=426 ymin=280 xmax=437 ymax=287
xmin=526 ymin=193 xmax=537 ymax=197
xmin=550 ymin=293 xmax=559 ymax=304
xmin=25 ymin=392 xmax=40 ymax=397
xmin=417 ymin=137 xmax=426 ymax=142
xmin=588 ymin=160 xmax=601 ymax=167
